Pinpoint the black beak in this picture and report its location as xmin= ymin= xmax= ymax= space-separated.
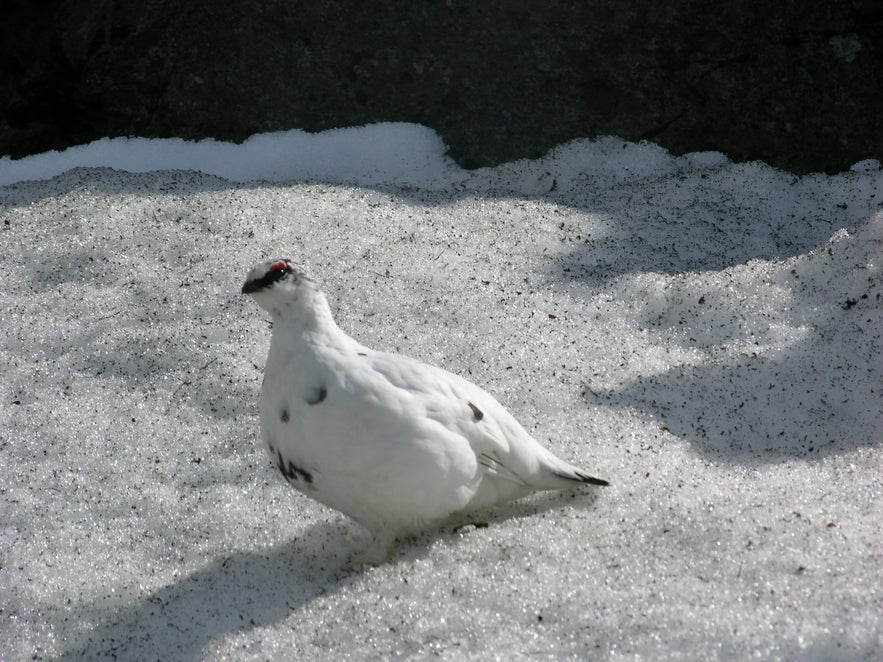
xmin=241 ymin=280 xmax=262 ymax=294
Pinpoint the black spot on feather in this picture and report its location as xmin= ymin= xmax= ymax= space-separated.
xmin=280 ymin=408 xmax=290 ymax=423
xmin=306 ymin=387 xmax=327 ymax=405
xmin=468 ymin=402 xmax=484 ymax=421
xmin=276 ymin=449 xmax=313 ymax=484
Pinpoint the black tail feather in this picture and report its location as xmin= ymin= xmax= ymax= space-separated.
xmin=554 ymin=470 xmax=610 ymax=487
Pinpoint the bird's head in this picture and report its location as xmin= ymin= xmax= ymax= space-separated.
xmin=241 ymin=259 xmax=317 ymax=319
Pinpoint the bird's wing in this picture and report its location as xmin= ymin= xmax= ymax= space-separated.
xmin=356 ymin=350 xmax=550 ymax=489
xmin=359 ymin=351 xmax=600 ymax=490
xmin=282 ymin=344 xmax=548 ymax=501
xmin=281 ymin=349 xmax=478 ymax=482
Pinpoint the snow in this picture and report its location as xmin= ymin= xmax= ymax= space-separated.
xmin=0 ymin=124 xmax=458 ymax=189
xmin=1 ymin=124 xmax=881 ymax=660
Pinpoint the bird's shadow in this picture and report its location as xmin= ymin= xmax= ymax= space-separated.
xmin=55 ymin=518 xmax=356 ymax=661
xmin=391 ymin=485 xmax=605 ymax=564
xmin=55 ymin=488 xmax=602 ymax=660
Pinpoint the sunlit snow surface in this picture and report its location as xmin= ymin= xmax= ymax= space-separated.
xmin=1 ymin=126 xmax=881 ymax=660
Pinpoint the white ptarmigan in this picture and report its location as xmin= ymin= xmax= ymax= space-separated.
xmin=242 ymin=258 xmax=608 ymax=560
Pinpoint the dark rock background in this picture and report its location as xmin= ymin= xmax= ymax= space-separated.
xmin=2 ymin=0 xmax=881 ymax=174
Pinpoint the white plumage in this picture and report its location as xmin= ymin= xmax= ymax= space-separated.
xmin=242 ymin=259 xmax=608 ymax=559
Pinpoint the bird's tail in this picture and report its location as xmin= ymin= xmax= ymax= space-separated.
xmin=551 ymin=468 xmax=609 ymax=487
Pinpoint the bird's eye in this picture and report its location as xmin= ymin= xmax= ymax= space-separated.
xmin=269 ymin=261 xmax=289 ymax=274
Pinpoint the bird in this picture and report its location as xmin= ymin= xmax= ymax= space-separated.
xmin=242 ymin=258 xmax=609 ymax=561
